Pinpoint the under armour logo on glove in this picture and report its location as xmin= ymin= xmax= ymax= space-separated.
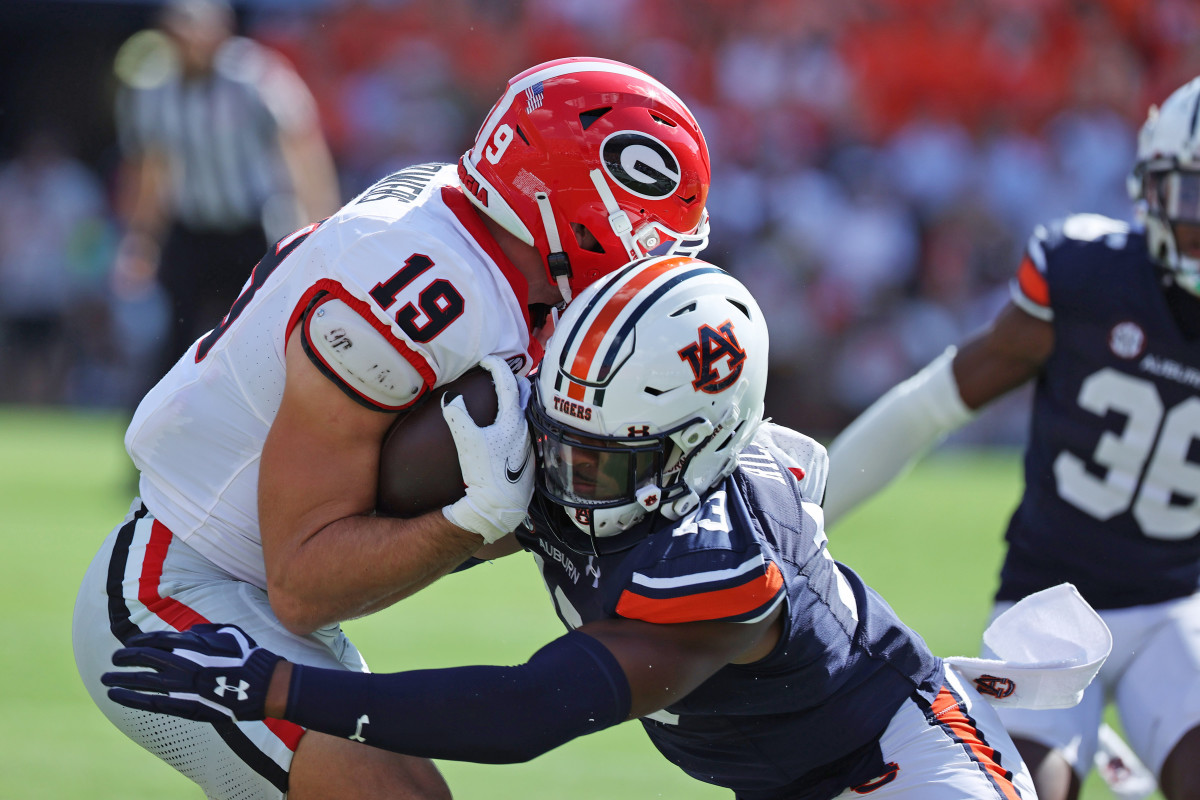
xmin=214 ymin=676 xmax=251 ymax=701
xmin=102 ymin=624 xmax=284 ymax=724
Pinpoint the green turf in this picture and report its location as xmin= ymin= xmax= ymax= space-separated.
xmin=0 ymin=407 xmax=1159 ymax=798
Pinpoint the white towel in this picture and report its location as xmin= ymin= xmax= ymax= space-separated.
xmin=945 ymin=583 xmax=1112 ymax=710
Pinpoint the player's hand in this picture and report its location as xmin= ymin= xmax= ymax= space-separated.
xmin=442 ymin=355 xmax=534 ymax=543
xmin=101 ymin=624 xmax=283 ymax=723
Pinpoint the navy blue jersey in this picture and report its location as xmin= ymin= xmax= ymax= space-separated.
xmin=999 ymin=214 xmax=1200 ymax=609
xmin=517 ymin=441 xmax=944 ymax=800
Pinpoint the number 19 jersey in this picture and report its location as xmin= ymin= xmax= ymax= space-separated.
xmin=1001 ymin=214 xmax=1200 ymax=609
xmin=126 ymin=164 xmax=538 ymax=588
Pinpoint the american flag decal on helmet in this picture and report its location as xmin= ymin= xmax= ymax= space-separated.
xmin=525 ymin=81 xmax=545 ymax=113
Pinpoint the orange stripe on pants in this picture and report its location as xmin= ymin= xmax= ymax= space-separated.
xmin=929 ymin=686 xmax=1025 ymax=800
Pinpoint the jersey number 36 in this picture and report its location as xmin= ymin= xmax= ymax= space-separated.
xmin=1055 ymin=367 xmax=1200 ymax=540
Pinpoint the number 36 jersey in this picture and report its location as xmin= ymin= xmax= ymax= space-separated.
xmin=126 ymin=163 xmax=539 ymax=588
xmin=1001 ymin=213 xmax=1200 ymax=609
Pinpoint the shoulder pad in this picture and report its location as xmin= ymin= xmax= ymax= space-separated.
xmin=749 ymin=422 xmax=829 ymax=502
xmin=1031 ymin=214 xmax=1130 ymax=257
xmin=302 ymin=295 xmax=427 ymax=410
xmin=1015 ymin=214 xmax=1132 ymax=321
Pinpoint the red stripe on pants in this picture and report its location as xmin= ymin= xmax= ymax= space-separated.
xmin=137 ymin=519 xmax=304 ymax=752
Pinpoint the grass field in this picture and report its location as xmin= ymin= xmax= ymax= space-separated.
xmin=0 ymin=406 xmax=1157 ymax=799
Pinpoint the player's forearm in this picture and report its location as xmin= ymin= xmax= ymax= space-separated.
xmin=281 ymin=128 xmax=340 ymax=222
xmin=824 ymin=347 xmax=974 ymax=526
xmin=267 ymin=511 xmax=482 ymax=634
xmin=279 ymin=632 xmax=630 ymax=763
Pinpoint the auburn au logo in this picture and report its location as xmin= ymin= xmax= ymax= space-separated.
xmin=678 ymin=320 xmax=746 ymax=394
xmin=974 ymin=674 xmax=1016 ymax=699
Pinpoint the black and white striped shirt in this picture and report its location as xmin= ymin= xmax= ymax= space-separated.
xmin=116 ymin=35 xmax=318 ymax=234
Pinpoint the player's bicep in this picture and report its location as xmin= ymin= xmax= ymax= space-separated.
xmin=259 ymin=326 xmax=399 ymax=571
xmin=578 ymin=607 xmax=782 ymax=720
xmin=953 ymin=301 xmax=1053 ymax=409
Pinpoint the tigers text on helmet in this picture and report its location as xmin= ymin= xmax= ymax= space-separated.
xmin=528 ymin=255 xmax=768 ymax=555
xmin=1128 ymin=74 xmax=1200 ymax=296
xmin=457 ymin=57 xmax=711 ymax=304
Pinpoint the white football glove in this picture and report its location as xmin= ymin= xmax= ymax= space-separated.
xmin=441 ymin=355 xmax=534 ymax=543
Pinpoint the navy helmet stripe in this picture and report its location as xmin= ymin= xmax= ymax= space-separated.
xmin=556 ymin=258 xmax=650 ymax=372
xmin=593 ymin=265 xmax=725 ymax=389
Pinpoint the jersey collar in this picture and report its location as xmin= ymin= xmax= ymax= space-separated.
xmin=442 ymin=185 xmax=531 ymax=319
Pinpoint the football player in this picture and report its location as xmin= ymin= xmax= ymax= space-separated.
xmin=103 ymin=257 xmax=1040 ymax=800
xmin=823 ymin=76 xmax=1200 ymax=800
xmin=72 ymin=58 xmax=711 ymax=800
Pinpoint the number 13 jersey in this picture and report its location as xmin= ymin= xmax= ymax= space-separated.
xmin=126 ymin=163 xmax=539 ymax=588
xmin=1002 ymin=213 xmax=1200 ymax=609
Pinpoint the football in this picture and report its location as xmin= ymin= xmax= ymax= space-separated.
xmin=376 ymin=367 xmax=499 ymax=518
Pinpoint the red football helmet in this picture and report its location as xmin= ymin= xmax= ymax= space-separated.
xmin=458 ymin=57 xmax=711 ymax=302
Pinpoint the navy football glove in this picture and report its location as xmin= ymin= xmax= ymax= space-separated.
xmin=102 ymin=623 xmax=283 ymax=723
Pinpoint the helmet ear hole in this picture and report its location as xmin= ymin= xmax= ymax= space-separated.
xmin=579 ymin=107 xmax=612 ymax=130
xmin=571 ymin=223 xmax=605 ymax=253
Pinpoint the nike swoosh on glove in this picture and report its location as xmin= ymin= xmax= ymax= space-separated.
xmin=442 ymin=355 xmax=534 ymax=543
xmin=102 ymin=624 xmax=282 ymax=723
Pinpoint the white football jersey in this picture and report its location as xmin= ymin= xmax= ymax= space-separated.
xmin=126 ymin=163 xmax=539 ymax=587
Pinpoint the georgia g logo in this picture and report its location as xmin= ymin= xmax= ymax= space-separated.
xmin=601 ymin=131 xmax=681 ymax=200
xmin=678 ymin=320 xmax=746 ymax=394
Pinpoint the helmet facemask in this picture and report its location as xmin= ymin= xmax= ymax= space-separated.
xmin=1129 ymin=76 xmax=1200 ymax=297
xmin=1132 ymin=162 xmax=1200 ymax=295
xmin=528 ymin=383 xmax=685 ymax=555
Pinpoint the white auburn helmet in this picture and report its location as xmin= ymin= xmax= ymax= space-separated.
xmin=1128 ymin=75 xmax=1200 ymax=295
xmin=527 ymin=255 xmax=768 ymax=554
xmin=457 ymin=57 xmax=711 ymax=303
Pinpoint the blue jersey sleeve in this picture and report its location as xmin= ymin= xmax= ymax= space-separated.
xmin=614 ymin=488 xmax=786 ymax=625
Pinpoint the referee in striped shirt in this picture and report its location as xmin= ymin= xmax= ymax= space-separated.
xmin=113 ymin=0 xmax=339 ymax=383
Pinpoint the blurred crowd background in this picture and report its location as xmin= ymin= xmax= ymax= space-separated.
xmin=0 ymin=0 xmax=1197 ymax=441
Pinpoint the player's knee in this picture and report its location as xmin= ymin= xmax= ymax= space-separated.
xmin=1160 ymin=725 xmax=1200 ymax=800
xmin=1014 ymin=737 xmax=1080 ymax=800
xmin=289 ymin=731 xmax=451 ymax=800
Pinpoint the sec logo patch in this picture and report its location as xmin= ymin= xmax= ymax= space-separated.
xmin=1108 ymin=321 xmax=1145 ymax=359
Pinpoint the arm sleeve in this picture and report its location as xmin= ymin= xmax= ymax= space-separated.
xmin=284 ymin=630 xmax=631 ymax=763
xmin=823 ymin=346 xmax=974 ymax=527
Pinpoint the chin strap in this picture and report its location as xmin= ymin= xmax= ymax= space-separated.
xmin=535 ymin=191 xmax=574 ymax=303
xmin=661 ymin=490 xmax=700 ymax=521
xmin=589 ymin=169 xmax=641 ymax=261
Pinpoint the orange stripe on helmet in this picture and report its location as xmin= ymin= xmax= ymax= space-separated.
xmin=1016 ymin=255 xmax=1050 ymax=308
xmin=930 ymin=688 xmax=1025 ymax=800
xmin=615 ymin=561 xmax=783 ymax=624
xmin=568 ymin=257 xmax=690 ymax=386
